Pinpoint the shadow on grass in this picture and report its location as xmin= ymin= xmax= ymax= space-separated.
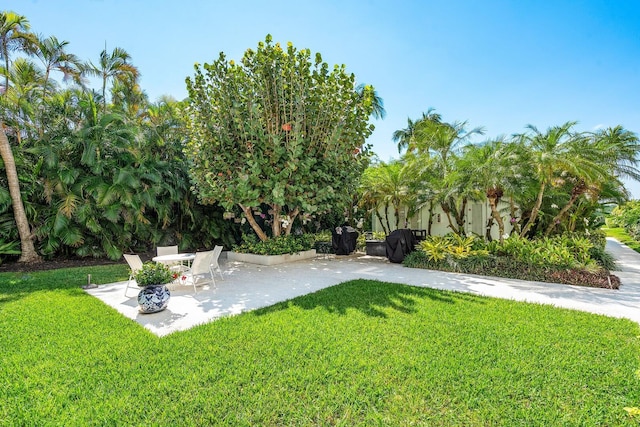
xmin=253 ymin=279 xmax=486 ymax=318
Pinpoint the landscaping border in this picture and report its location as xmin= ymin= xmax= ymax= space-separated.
xmin=227 ymin=249 xmax=317 ymax=265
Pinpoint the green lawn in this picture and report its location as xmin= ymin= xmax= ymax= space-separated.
xmin=1 ymin=265 xmax=640 ymax=425
xmin=603 ymin=226 xmax=640 ymax=253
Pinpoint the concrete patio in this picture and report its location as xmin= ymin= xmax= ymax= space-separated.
xmin=86 ymin=238 xmax=640 ymax=336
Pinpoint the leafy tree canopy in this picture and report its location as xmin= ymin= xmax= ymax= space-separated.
xmin=184 ymin=35 xmax=378 ymax=241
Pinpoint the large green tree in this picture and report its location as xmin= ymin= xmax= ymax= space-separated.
xmin=185 ymin=35 xmax=378 ymax=241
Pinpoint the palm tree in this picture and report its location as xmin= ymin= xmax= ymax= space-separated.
xmin=459 ymin=138 xmax=520 ymax=242
xmin=0 ymin=123 xmax=40 ymax=262
xmin=516 ymin=121 xmax=602 ymax=237
xmin=542 ymin=126 xmax=640 ymax=236
xmin=34 ymin=35 xmax=83 ymax=102
xmin=86 ymin=46 xmax=139 ymax=111
xmin=359 ymin=160 xmax=415 ymax=234
xmin=0 ymin=11 xmax=40 ymax=262
xmin=355 ymin=83 xmax=385 ymax=120
xmin=0 ymin=11 xmax=36 ymax=94
xmin=1 ymin=57 xmax=48 ymax=142
xmin=393 ymin=108 xmax=442 ymax=153
xmin=593 ymin=125 xmax=640 ymax=182
xmin=410 ymin=119 xmax=485 ymax=235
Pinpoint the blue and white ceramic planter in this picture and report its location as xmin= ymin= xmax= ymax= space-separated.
xmin=137 ymin=284 xmax=170 ymax=314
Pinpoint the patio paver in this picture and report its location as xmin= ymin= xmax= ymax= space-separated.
xmin=86 ymin=238 xmax=640 ymax=336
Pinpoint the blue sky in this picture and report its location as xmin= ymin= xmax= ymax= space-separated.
xmin=6 ymin=0 xmax=640 ymax=197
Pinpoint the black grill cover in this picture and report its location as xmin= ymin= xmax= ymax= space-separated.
xmin=332 ymin=227 xmax=359 ymax=255
xmin=385 ymin=229 xmax=417 ymax=263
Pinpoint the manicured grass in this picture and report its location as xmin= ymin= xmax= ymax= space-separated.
xmin=603 ymin=227 xmax=640 ymax=253
xmin=1 ymin=266 xmax=640 ymax=425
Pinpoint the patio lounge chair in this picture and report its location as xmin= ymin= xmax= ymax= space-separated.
xmin=182 ymin=250 xmax=216 ymax=293
xmin=211 ymin=245 xmax=224 ymax=280
xmin=157 ymin=245 xmax=178 ymax=257
xmin=156 ymin=245 xmax=188 ymax=273
xmin=123 ymin=254 xmax=144 ymax=296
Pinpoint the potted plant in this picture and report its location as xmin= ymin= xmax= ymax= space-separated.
xmin=133 ymin=262 xmax=174 ymax=314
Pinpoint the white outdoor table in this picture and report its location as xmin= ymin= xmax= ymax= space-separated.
xmin=152 ymin=253 xmax=195 ymax=267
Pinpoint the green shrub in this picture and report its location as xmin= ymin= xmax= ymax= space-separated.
xmin=405 ymin=233 xmax=618 ymax=288
xmin=478 ymin=235 xmax=598 ymax=269
xmin=233 ymin=234 xmax=315 ymax=255
xmin=355 ymin=231 xmax=385 ymax=251
xmin=133 ymin=262 xmax=174 ymax=287
xmin=608 ymin=201 xmax=640 ymax=240
xmin=589 ymin=245 xmax=618 ymax=270
xmin=313 ymin=230 xmax=333 ymax=243
xmin=418 ymin=234 xmax=487 ymax=262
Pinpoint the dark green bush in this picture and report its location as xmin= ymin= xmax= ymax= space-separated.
xmin=403 ymin=245 xmax=619 ymax=289
xmin=233 ymin=234 xmax=315 ymax=255
xmin=589 ymin=245 xmax=617 ymax=271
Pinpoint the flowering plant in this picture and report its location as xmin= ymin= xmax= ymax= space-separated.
xmin=134 ymin=262 xmax=174 ymax=287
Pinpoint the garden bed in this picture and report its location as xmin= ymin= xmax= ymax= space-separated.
xmin=403 ymin=251 xmax=621 ymax=289
xmin=227 ymin=249 xmax=317 ymax=265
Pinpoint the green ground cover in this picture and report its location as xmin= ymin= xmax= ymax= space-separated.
xmin=1 ymin=265 xmax=639 ymax=425
xmin=603 ymin=227 xmax=640 ymax=253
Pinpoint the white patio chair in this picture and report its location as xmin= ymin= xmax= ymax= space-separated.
xmin=156 ymin=245 xmax=188 ymax=273
xmin=211 ymin=245 xmax=224 ymax=280
xmin=123 ymin=254 xmax=144 ymax=297
xmin=157 ymin=245 xmax=178 ymax=257
xmin=182 ymin=250 xmax=216 ymax=293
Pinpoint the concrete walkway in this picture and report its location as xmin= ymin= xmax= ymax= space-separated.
xmin=86 ymin=238 xmax=640 ymax=336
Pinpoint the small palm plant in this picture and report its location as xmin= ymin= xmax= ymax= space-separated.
xmin=133 ymin=262 xmax=174 ymax=287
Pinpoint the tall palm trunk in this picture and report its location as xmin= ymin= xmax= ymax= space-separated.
xmin=520 ymin=181 xmax=546 ymax=237
xmin=427 ymin=200 xmax=434 ymax=235
xmin=544 ymin=181 xmax=587 ymax=236
xmin=0 ymin=123 xmax=41 ymax=262
xmin=486 ymin=188 xmax=505 ymax=243
xmin=374 ymin=209 xmax=389 ymax=235
xmin=543 ymin=194 xmax=580 ymax=236
xmin=440 ymin=201 xmax=460 ymax=235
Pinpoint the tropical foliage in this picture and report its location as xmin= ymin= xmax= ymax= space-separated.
xmin=0 ymin=10 xmax=238 ymax=264
xmin=365 ymin=109 xmax=639 ymax=241
xmin=232 ymin=233 xmax=315 ymax=256
xmin=359 ymin=160 xmax=415 ymax=234
xmin=608 ymin=200 xmax=640 ymax=241
xmin=184 ymin=35 xmax=379 ymax=242
xmin=405 ymin=231 xmax=619 ymax=288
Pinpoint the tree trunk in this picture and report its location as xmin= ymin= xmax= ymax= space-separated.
xmin=394 ymin=204 xmax=400 ymax=229
xmin=271 ymin=205 xmax=282 ymax=238
xmin=239 ymin=203 xmax=268 ymax=242
xmin=427 ymin=201 xmax=434 ymax=236
xmin=284 ymin=207 xmax=299 ymax=235
xmin=485 ymin=217 xmax=494 ymax=241
xmin=383 ymin=202 xmax=392 ymax=232
xmin=487 ymin=196 xmax=505 ymax=243
xmin=520 ymin=182 xmax=546 ymax=238
xmin=544 ymin=193 xmax=580 ymax=236
xmin=441 ymin=202 xmax=459 ymax=235
xmin=375 ymin=209 xmax=388 ymax=235
xmin=455 ymin=198 xmax=467 ymax=236
xmin=509 ymin=197 xmax=520 ymax=235
xmin=0 ymin=124 xmax=41 ymax=263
